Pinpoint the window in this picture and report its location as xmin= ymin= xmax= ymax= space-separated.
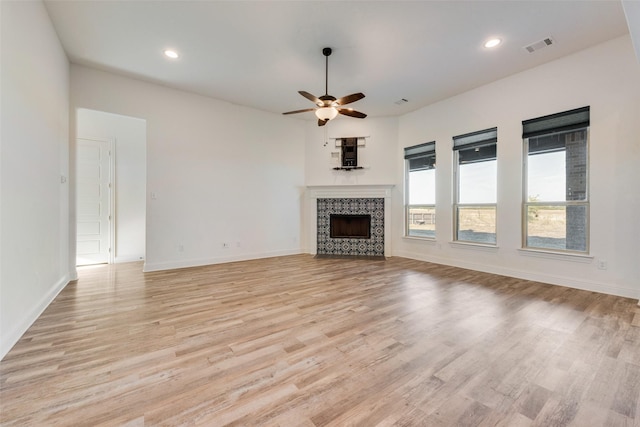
xmin=453 ymin=128 xmax=497 ymax=245
xmin=523 ymin=106 xmax=589 ymax=253
xmin=404 ymin=142 xmax=436 ymax=238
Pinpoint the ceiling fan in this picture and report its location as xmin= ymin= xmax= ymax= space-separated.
xmin=283 ymin=47 xmax=367 ymax=126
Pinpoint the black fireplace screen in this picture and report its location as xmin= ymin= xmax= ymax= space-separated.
xmin=330 ymin=214 xmax=371 ymax=239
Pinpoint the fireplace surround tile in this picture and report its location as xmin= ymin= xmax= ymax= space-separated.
xmin=317 ymin=198 xmax=384 ymax=256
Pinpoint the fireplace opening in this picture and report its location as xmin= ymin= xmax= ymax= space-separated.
xmin=330 ymin=214 xmax=371 ymax=239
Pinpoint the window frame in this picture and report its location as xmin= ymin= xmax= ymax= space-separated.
xmin=404 ymin=142 xmax=436 ymax=239
xmin=522 ymin=127 xmax=590 ymax=254
xmin=452 ymin=128 xmax=498 ymax=246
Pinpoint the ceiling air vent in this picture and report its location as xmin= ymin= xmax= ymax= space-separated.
xmin=524 ymin=37 xmax=554 ymax=53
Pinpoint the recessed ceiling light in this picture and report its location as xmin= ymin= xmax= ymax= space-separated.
xmin=164 ymin=49 xmax=179 ymax=59
xmin=484 ymin=38 xmax=502 ymax=49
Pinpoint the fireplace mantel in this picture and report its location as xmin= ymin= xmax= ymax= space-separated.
xmin=306 ymin=185 xmax=394 ymax=256
xmin=306 ymin=185 xmax=394 ymax=200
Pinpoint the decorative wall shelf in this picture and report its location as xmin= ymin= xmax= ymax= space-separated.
xmin=332 ymin=166 xmax=364 ymax=171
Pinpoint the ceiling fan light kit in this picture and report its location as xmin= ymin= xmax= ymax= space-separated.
xmin=316 ymin=106 xmax=338 ymax=121
xmin=283 ymin=47 xmax=367 ymax=126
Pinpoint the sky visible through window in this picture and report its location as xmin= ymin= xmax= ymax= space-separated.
xmin=409 ymin=151 xmax=565 ymax=204
xmin=528 ymin=151 xmax=566 ymax=201
xmin=459 ymin=161 xmax=497 ymax=203
xmin=408 ymin=169 xmax=435 ymax=204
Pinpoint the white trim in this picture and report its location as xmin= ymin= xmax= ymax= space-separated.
xmin=1 ymin=275 xmax=70 ymax=360
xmin=517 ymin=248 xmax=593 ymax=263
xmin=394 ymin=250 xmax=639 ymax=300
xmin=403 ymin=236 xmax=438 ymax=244
xmin=449 ymin=241 xmax=499 ymax=252
xmin=108 ymin=139 xmax=116 ymax=264
xmin=142 ymin=248 xmax=302 ymax=272
xmin=114 ymin=255 xmax=145 ymax=263
xmin=306 ymin=184 xmax=394 ymax=199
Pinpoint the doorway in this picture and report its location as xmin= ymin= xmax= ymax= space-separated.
xmin=75 ymin=109 xmax=147 ymax=266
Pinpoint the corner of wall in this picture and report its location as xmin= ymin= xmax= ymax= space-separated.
xmin=1 ymin=275 xmax=70 ymax=360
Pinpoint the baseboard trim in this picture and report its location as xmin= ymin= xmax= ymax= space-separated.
xmin=114 ymin=255 xmax=144 ymax=264
xmin=394 ymin=250 xmax=639 ymax=300
xmin=1 ymin=274 xmax=70 ymax=361
xmin=142 ymin=249 xmax=303 ymax=272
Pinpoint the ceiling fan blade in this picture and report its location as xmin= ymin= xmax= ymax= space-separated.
xmin=282 ymin=108 xmax=316 ymax=115
xmin=335 ymin=92 xmax=365 ymax=106
xmin=299 ymin=91 xmax=321 ymax=104
xmin=318 ymin=118 xmax=329 ymax=127
xmin=337 ymin=108 xmax=367 ymax=119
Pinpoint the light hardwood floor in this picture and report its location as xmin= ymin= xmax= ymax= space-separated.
xmin=1 ymin=255 xmax=639 ymax=426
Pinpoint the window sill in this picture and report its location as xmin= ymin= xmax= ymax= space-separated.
xmin=403 ymin=235 xmax=437 ymax=243
xmin=517 ymin=248 xmax=593 ymax=263
xmin=449 ymin=241 xmax=499 ymax=252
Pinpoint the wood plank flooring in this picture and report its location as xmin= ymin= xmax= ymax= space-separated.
xmin=1 ymin=254 xmax=639 ymax=426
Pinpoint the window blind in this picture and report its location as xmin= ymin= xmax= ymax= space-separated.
xmin=522 ymin=106 xmax=590 ymax=139
xmin=453 ymin=127 xmax=497 ymax=164
xmin=404 ymin=142 xmax=435 ymax=171
xmin=453 ymin=127 xmax=497 ymax=150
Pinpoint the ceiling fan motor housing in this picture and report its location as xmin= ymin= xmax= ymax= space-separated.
xmin=319 ymin=94 xmax=337 ymax=107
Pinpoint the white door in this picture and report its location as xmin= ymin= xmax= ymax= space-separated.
xmin=76 ymin=138 xmax=112 ymax=265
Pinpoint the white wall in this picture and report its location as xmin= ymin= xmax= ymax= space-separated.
xmin=70 ymin=66 xmax=306 ymax=272
xmin=395 ymin=35 xmax=640 ymax=299
xmin=76 ymin=109 xmax=146 ymax=263
xmin=1 ymin=0 xmax=70 ymax=359
xmin=622 ymin=0 xmax=640 ymax=62
xmin=305 ymin=116 xmax=399 ymax=186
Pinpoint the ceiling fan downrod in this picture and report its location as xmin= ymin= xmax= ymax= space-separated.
xmin=323 ymin=47 xmax=331 ymax=97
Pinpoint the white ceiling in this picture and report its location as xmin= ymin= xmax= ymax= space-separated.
xmin=44 ymin=1 xmax=631 ymax=119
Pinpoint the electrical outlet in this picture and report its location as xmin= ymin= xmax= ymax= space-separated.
xmin=597 ymin=260 xmax=608 ymax=270
xmin=222 ymin=242 xmax=230 ymax=249
xmin=177 ymin=244 xmax=184 ymax=252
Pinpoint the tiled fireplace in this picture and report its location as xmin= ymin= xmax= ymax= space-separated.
xmin=306 ymin=185 xmax=394 ymax=257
